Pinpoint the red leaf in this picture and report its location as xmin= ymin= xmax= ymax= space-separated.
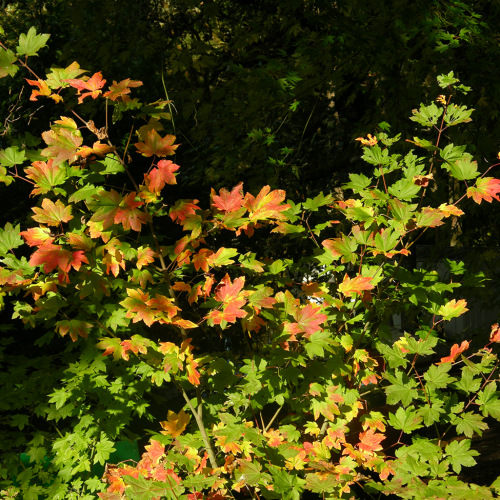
xmin=114 ymin=192 xmax=150 ymax=231
xmin=24 ymin=159 xmax=66 ymax=196
xmin=467 ymin=177 xmax=500 ymax=204
xmin=134 ymin=130 xmax=179 ymax=157
xmin=29 ymin=244 xmax=87 ymax=274
xmin=211 ymin=182 xmax=244 ymax=212
xmin=120 ymin=334 xmax=151 ymax=360
xmin=358 ymin=428 xmax=385 ymax=452
xmin=63 ymin=71 xmax=106 ymax=103
xmin=103 ymin=79 xmax=142 ymax=102
xmin=437 ymin=340 xmax=470 ymax=365
xmin=146 ymin=160 xmax=180 ymax=194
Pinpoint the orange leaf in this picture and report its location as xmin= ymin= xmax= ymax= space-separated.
xmin=32 ymin=199 xmax=73 ymax=226
xmin=29 ymin=244 xmax=87 ymax=274
xmin=136 ymin=246 xmax=155 ymax=270
xmin=41 ymin=128 xmax=82 ymax=166
xmin=20 ymin=227 xmax=54 ymax=247
xmin=338 ymin=274 xmax=374 ymax=297
xmin=358 ymin=428 xmax=385 ymax=452
xmin=55 ymin=319 xmax=92 ymax=342
xmin=438 ymin=203 xmax=464 ymax=218
xmin=211 ymin=182 xmax=244 ymax=212
xmin=76 ymin=141 xmax=115 ymax=158
xmin=243 ymin=185 xmax=290 ymax=221
xmin=146 ymin=160 xmax=180 ymax=194
xmin=103 ymin=79 xmax=142 ymax=102
xmin=144 ymin=440 xmax=164 ymax=462
xmin=193 ymin=248 xmax=213 ymax=272
xmin=214 ymin=274 xmax=245 ymax=302
xmin=467 ymin=177 xmax=500 ymax=204
xmin=134 ymin=130 xmax=179 ymax=157
xmin=437 ymin=340 xmax=470 ymax=365
xmin=160 ymin=409 xmax=190 ymax=437
xmin=169 ymin=199 xmax=200 ymax=222
xmin=490 ymin=323 xmax=500 ymax=343
xmin=63 ymin=71 xmax=106 ymax=103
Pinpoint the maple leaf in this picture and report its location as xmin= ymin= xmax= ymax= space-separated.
xmin=32 ymin=199 xmax=73 ymax=226
xmin=188 ymin=284 xmax=203 ymax=305
xmin=24 ymin=159 xmax=67 ymax=195
xmin=137 ymin=246 xmax=155 ymax=270
xmin=29 ymin=244 xmax=88 ymax=275
xmin=412 ymin=173 xmax=433 ymax=186
xmin=120 ymin=289 xmax=156 ymax=326
xmin=96 ymin=337 xmax=123 ymax=361
xmin=144 ymin=440 xmax=165 ymax=462
xmin=89 ymin=189 xmax=150 ymax=231
xmin=438 ymin=298 xmax=468 ymax=320
xmin=146 ymin=160 xmax=180 ymax=194
xmin=214 ymin=274 xmax=246 ymax=302
xmin=338 ymin=274 xmax=375 ymax=297
xmin=437 ymin=340 xmax=470 ymax=365
xmin=147 ymin=294 xmax=179 ymax=321
xmin=160 ymin=409 xmax=190 ymax=437
xmin=121 ymin=335 xmax=151 ymax=360
xmin=46 ymin=61 xmax=87 ymax=89
xmin=169 ymin=199 xmax=200 ymax=222
xmin=243 ymin=185 xmax=290 ymax=221
xmin=172 ymin=281 xmax=191 ymax=293
xmin=41 ymin=128 xmax=83 ymax=166
xmin=467 ymin=177 xmax=500 ymax=204
xmin=285 ymin=304 xmax=327 ymax=339
xmin=114 ymin=192 xmax=150 ymax=231
xmin=103 ymin=78 xmax=143 ymax=101
xmin=63 ymin=71 xmax=106 ymax=103
xmin=134 ymin=130 xmax=179 ymax=157
xmin=211 ymin=182 xmax=244 ymax=212
xmin=490 ymin=323 xmax=500 ymax=343
xmin=26 ymin=78 xmax=62 ymax=103
xmin=193 ymin=248 xmax=213 ymax=272
xmin=439 ymin=203 xmax=464 ymax=218
xmin=264 ymin=429 xmax=284 ymax=447
xmin=248 ymin=287 xmax=276 ymax=310
xmin=208 ymin=298 xmax=248 ymax=324
xmin=207 ymin=247 xmax=238 ymax=267
xmin=20 ymin=227 xmax=54 ymax=247
xmin=76 ymin=142 xmax=115 ymax=158
xmin=66 ymin=232 xmax=95 ymax=251
xmin=55 ymin=319 xmax=92 ymax=342
xmin=357 ymin=429 xmax=385 ymax=452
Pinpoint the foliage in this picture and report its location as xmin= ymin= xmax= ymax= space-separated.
xmin=1 ymin=27 xmax=500 ymax=500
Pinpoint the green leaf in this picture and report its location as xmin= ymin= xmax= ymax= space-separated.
xmin=440 ymin=143 xmax=468 ymax=163
xmin=0 ymin=223 xmax=23 ymax=257
xmin=343 ymin=173 xmax=372 ymax=193
xmin=424 ymin=364 xmax=456 ymax=390
xmin=361 ymin=145 xmax=389 ymax=165
xmin=0 ymin=48 xmax=18 ymax=78
xmin=123 ymin=475 xmax=176 ymax=500
xmin=476 ymin=382 xmax=500 ymax=420
xmin=94 ymin=437 xmax=116 ymax=465
xmin=445 ymin=439 xmax=479 ymax=473
xmin=303 ymin=191 xmax=334 ymax=210
xmin=389 ymin=199 xmax=417 ymax=224
xmin=409 ymin=103 xmax=443 ymax=126
xmin=437 ymin=71 xmax=459 ymax=88
xmin=16 ymin=27 xmax=50 ymax=57
xmin=388 ymin=179 xmax=421 ymax=200
xmin=418 ymin=403 xmax=445 ymax=426
xmin=455 ymin=411 xmax=488 ymax=438
xmin=0 ymin=146 xmax=26 ymax=167
xmin=304 ymin=330 xmax=333 ymax=359
xmin=452 ymin=368 xmax=481 ymax=395
xmin=444 ymin=104 xmax=474 ymax=127
xmin=384 ymin=370 xmax=418 ymax=406
xmin=443 ymin=156 xmax=479 ymax=181
xmin=388 ymin=406 xmax=423 ymax=433
xmin=69 ymin=184 xmax=99 ymax=203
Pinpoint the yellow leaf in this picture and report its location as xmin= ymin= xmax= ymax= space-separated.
xmin=160 ymin=409 xmax=190 ymax=437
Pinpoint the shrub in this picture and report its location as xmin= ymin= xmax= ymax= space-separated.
xmin=1 ymin=28 xmax=500 ymax=500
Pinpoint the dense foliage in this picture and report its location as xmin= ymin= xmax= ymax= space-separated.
xmin=2 ymin=25 xmax=500 ymax=500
